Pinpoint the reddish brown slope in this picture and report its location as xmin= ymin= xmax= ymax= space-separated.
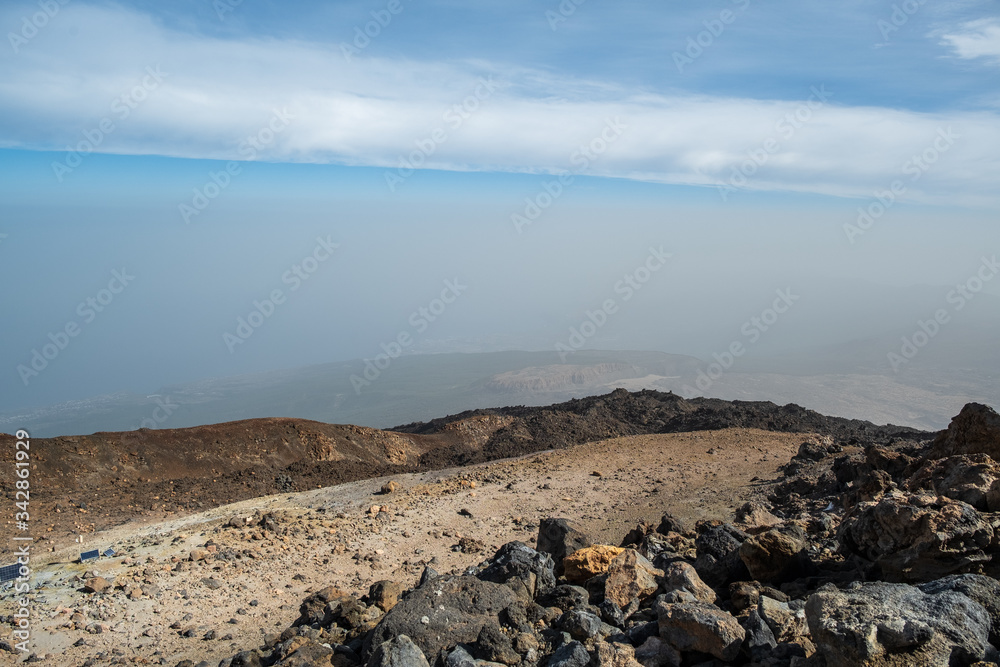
xmin=0 ymin=415 xmax=513 ymax=550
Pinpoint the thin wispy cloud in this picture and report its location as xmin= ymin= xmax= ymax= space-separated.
xmin=1 ymin=3 xmax=998 ymax=206
xmin=941 ymin=17 xmax=1000 ymax=65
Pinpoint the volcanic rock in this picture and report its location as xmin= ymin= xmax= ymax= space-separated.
xmin=593 ymin=640 xmax=643 ymax=667
xmin=366 ymin=580 xmax=404 ymax=613
xmin=368 ymin=634 xmax=430 ymax=667
xmin=917 ymin=574 xmax=1000 ymax=645
xmin=655 ymin=600 xmax=746 ymax=661
xmin=563 ymin=545 xmax=625 ymax=583
xmin=604 ymin=549 xmax=662 ymax=609
xmin=839 ymin=492 xmax=995 ymax=582
xmin=662 ymin=562 xmax=715 ymax=604
xmin=757 ymin=596 xmax=808 ymax=643
xmin=561 ymin=609 xmax=603 ymax=640
xmin=693 ymin=523 xmax=749 ymax=588
xmin=906 ymin=454 xmax=1000 ymax=511
xmin=82 ymin=577 xmax=112 ymax=594
xmin=930 ymin=402 xmax=1000 ymax=460
xmin=656 ymin=513 xmax=689 ymax=536
xmin=363 ymin=576 xmax=518 ymax=660
xmin=739 ymin=526 xmax=811 ymax=584
xmin=634 ymin=636 xmax=681 ymax=667
xmin=476 ymin=541 xmax=556 ymax=600
xmin=537 ymin=518 xmax=592 ymax=575
xmin=806 ymin=580 xmax=993 ymax=667
xmin=548 ymin=641 xmax=590 ymax=667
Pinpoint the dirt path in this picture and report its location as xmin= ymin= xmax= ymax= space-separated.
xmin=0 ymin=427 xmax=807 ymax=665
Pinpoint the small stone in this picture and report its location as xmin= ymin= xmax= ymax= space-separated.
xmin=82 ymin=577 xmax=112 ymax=594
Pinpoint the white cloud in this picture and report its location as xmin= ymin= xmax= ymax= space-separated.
xmin=1 ymin=3 xmax=999 ymax=207
xmin=941 ymin=17 xmax=1000 ymax=65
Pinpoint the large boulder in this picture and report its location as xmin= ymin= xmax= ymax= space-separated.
xmin=548 ymin=641 xmax=590 ymax=667
xmin=917 ymin=574 xmax=1000 ymax=646
xmin=693 ymin=523 xmax=749 ymax=588
xmin=930 ymin=403 xmax=1000 ymax=460
xmin=476 ymin=541 xmax=555 ymax=600
xmin=363 ymin=576 xmax=519 ymax=660
xmin=742 ymin=608 xmax=777 ymax=661
xmin=757 ymin=596 xmax=808 ymax=643
xmin=662 ymin=562 xmax=715 ymax=604
xmin=906 ymin=454 xmax=1000 ymax=511
xmin=604 ymin=550 xmax=662 ymax=609
xmin=833 ymin=446 xmax=917 ymax=507
xmin=560 ymin=609 xmax=603 ymax=641
xmin=739 ymin=526 xmax=811 ymax=584
xmin=537 ymin=518 xmax=592 ymax=575
xmin=838 ymin=493 xmax=995 ymax=582
xmin=368 ymin=635 xmax=430 ymax=667
xmin=806 ymin=581 xmax=993 ymax=667
xmin=655 ymin=600 xmax=746 ymax=662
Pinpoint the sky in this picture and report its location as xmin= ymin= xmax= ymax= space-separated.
xmin=0 ymin=0 xmax=998 ymax=412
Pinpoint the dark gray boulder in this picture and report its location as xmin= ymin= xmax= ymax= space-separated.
xmin=548 ymin=640 xmax=590 ymax=667
xmin=363 ymin=576 xmax=519 ymax=660
xmin=655 ymin=599 xmax=745 ymax=662
xmin=693 ymin=523 xmax=749 ymax=588
xmin=917 ymin=574 xmax=1000 ymax=646
xmin=476 ymin=541 xmax=556 ymax=600
xmin=367 ymin=634 xmax=429 ymax=667
xmin=838 ymin=493 xmax=995 ymax=582
xmin=537 ymin=518 xmax=592 ymax=575
xmin=560 ymin=609 xmax=602 ymax=641
xmin=805 ymin=581 xmax=992 ymax=667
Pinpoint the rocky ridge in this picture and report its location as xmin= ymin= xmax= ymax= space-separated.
xmin=196 ymin=402 xmax=1000 ymax=667
xmin=5 ymin=397 xmax=999 ymax=666
xmin=0 ymin=390 xmax=924 ymax=555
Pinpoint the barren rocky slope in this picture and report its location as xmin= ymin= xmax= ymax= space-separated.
xmin=0 ymin=390 xmax=923 ymax=556
xmin=9 ymin=395 xmax=1000 ymax=667
xmin=0 ymin=427 xmax=808 ymax=665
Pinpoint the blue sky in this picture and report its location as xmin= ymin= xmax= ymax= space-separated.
xmin=1 ymin=0 xmax=998 ymax=412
